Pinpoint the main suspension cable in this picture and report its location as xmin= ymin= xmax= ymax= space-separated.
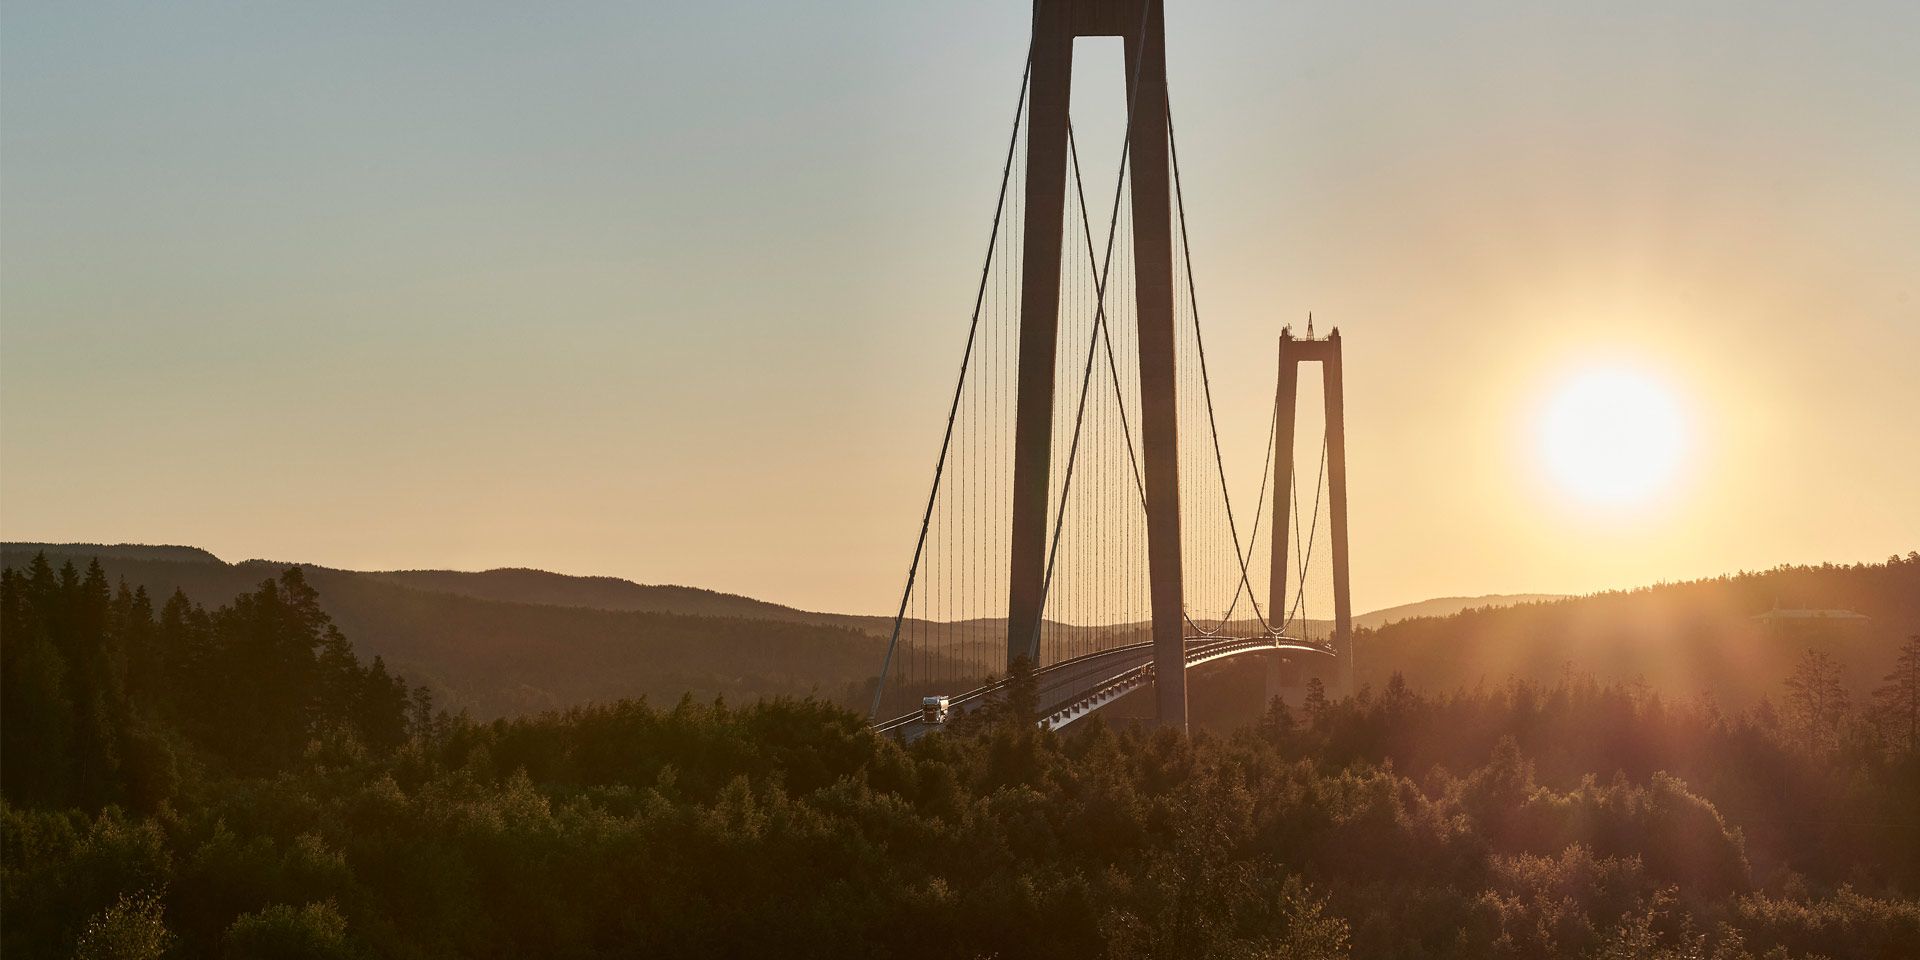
xmin=1068 ymin=126 xmax=1148 ymax=514
xmin=870 ymin=52 xmax=1033 ymax=720
xmin=1166 ymin=100 xmax=1271 ymax=636
xmin=1280 ymin=431 xmax=1329 ymax=634
xmin=1219 ymin=388 xmax=1279 ymax=631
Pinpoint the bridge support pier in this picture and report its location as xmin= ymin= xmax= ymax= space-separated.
xmin=1270 ymin=329 xmax=1354 ymax=697
xmin=1005 ymin=0 xmax=1187 ymax=731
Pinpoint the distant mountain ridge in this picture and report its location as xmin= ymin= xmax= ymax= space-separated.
xmin=1350 ymin=556 xmax=1920 ymax=709
xmin=0 ymin=542 xmax=1576 ymax=720
xmin=19 ymin=541 xmax=1897 ymax=721
xmin=2 ymin=542 xmax=223 ymax=565
xmin=1356 ymin=593 xmax=1567 ymax=628
xmin=356 ymin=567 xmax=893 ymax=632
xmin=1 ymin=543 xmax=901 ymax=718
xmin=0 ymin=542 xmax=1557 ymax=632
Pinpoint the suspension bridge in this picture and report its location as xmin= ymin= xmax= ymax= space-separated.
xmin=870 ymin=0 xmax=1352 ymax=738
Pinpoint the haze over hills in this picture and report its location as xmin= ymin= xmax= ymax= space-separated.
xmin=359 ymin=567 xmax=892 ymax=632
xmin=0 ymin=542 xmax=1553 ymax=639
xmin=6 ymin=542 xmax=1911 ymax=724
xmin=1352 ymin=556 xmax=1920 ymax=704
xmin=4 ymin=542 xmax=863 ymax=623
xmin=1354 ymin=594 xmax=1568 ymax=628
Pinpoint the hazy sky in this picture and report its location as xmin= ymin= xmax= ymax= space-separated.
xmin=4 ymin=1 xmax=1916 ymax=615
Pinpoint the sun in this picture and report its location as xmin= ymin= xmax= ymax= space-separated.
xmin=1537 ymin=366 xmax=1687 ymax=506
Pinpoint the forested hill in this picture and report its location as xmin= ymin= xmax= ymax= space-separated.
xmin=6 ymin=561 xmax=1918 ymax=957
xmin=9 ymin=544 xmax=1915 ymax=722
xmin=1355 ymin=593 xmax=1567 ymax=628
xmin=359 ymin=567 xmax=883 ymax=630
xmin=0 ymin=545 xmax=890 ymax=718
xmin=1354 ymin=554 xmax=1920 ymax=708
xmin=1 ymin=542 xmax=222 ymax=565
xmin=0 ymin=543 xmax=871 ymax=627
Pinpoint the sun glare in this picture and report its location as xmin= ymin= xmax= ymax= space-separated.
xmin=1538 ymin=366 xmax=1687 ymax=506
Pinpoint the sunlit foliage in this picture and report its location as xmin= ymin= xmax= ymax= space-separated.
xmin=4 ymin=554 xmax=1917 ymax=958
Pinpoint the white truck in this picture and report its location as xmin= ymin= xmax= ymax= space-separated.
xmin=921 ymin=695 xmax=950 ymax=725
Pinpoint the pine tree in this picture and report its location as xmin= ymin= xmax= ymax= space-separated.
xmin=1303 ymin=676 xmax=1329 ymax=725
xmin=409 ymin=684 xmax=438 ymax=743
xmin=353 ymin=656 xmax=411 ymax=752
xmin=69 ymin=559 xmax=129 ymax=806
xmin=1 ymin=563 xmax=77 ymax=805
xmin=1872 ymin=635 xmax=1920 ymax=754
xmin=155 ymin=589 xmax=214 ymax=736
xmin=1258 ymin=695 xmax=1296 ymax=743
xmin=1783 ymin=649 xmax=1849 ymax=753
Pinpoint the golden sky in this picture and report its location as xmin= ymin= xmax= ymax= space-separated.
xmin=3 ymin=1 xmax=1916 ymax=615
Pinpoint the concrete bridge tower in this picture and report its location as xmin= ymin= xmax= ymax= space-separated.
xmin=1267 ymin=326 xmax=1354 ymax=704
xmin=1005 ymin=0 xmax=1188 ymax=730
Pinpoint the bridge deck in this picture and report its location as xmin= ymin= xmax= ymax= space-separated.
xmin=874 ymin=635 xmax=1334 ymax=741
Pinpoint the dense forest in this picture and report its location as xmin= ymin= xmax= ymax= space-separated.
xmin=1 ymin=556 xmax=417 ymax=812
xmin=5 ymin=553 xmax=1919 ymax=958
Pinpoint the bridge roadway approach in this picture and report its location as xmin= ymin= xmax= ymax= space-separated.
xmin=875 ymin=636 xmax=1334 ymax=741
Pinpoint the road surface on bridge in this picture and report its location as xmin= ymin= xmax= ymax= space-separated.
xmin=875 ymin=635 xmax=1333 ymax=741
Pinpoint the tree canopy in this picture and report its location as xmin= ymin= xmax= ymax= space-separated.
xmin=4 ymin=554 xmax=1918 ymax=959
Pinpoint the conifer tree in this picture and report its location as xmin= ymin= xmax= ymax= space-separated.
xmin=1784 ymin=649 xmax=1849 ymax=753
xmin=1873 ymin=636 xmax=1920 ymax=754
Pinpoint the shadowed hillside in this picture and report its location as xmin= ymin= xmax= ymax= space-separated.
xmin=360 ymin=567 xmax=891 ymax=632
xmin=0 ymin=546 xmax=897 ymax=718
